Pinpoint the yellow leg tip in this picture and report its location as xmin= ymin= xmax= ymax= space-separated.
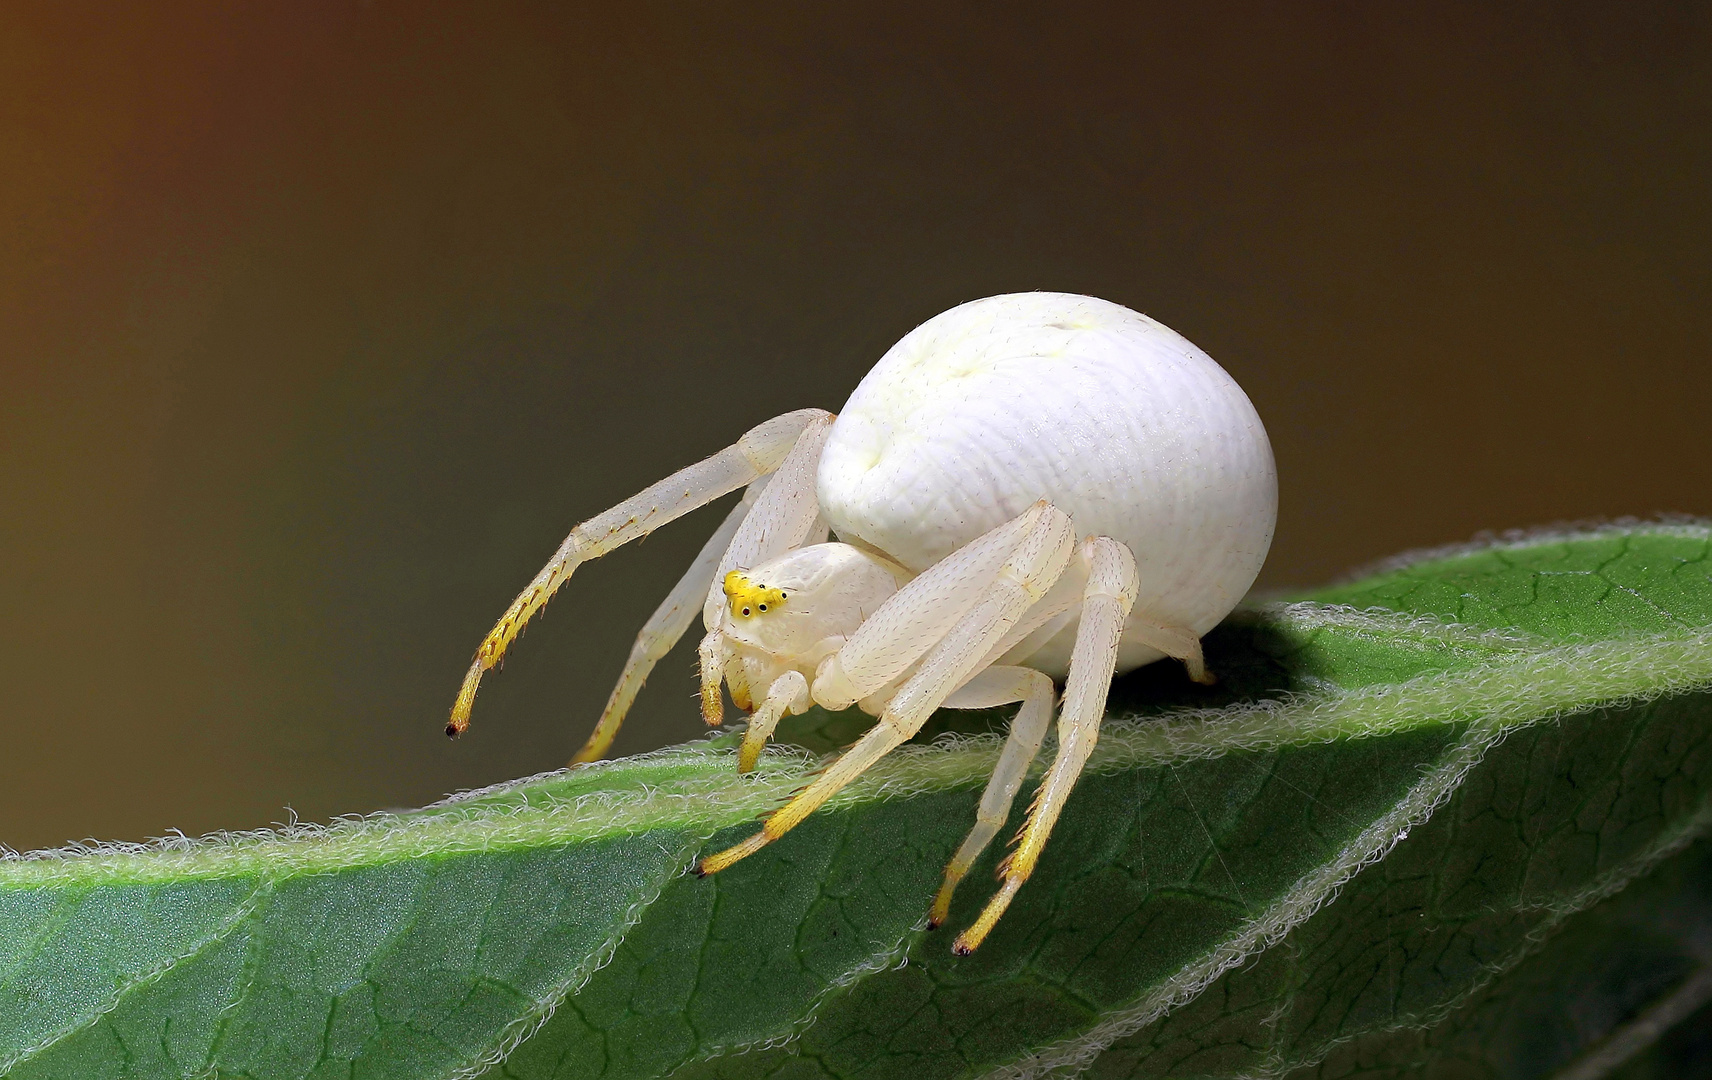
xmin=952 ymin=915 xmax=994 ymax=954
xmin=567 ymin=716 xmax=619 ymax=767
xmin=567 ymin=745 xmax=603 ymax=767
xmin=696 ymin=831 xmax=770 ymax=876
xmin=952 ymin=916 xmax=994 ymax=955
xmin=953 ymin=878 xmax=1024 ymax=955
xmin=701 ymin=687 xmax=724 ymax=727
xmin=448 ymin=660 xmax=487 ymax=738
xmin=928 ymin=862 xmax=973 ymax=929
xmin=927 ymin=888 xmax=954 ymax=930
xmin=738 ymin=724 xmax=773 ymax=773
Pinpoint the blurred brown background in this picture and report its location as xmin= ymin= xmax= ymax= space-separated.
xmin=1 ymin=3 xmax=1708 ymax=852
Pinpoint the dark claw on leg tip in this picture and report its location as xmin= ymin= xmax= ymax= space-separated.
xmin=952 ymin=942 xmax=973 ymax=957
xmin=444 ymin=723 xmax=460 ymax=739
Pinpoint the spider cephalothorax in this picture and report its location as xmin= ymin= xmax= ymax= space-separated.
xmin=448 ymin=292 xmax=1276 ymax=952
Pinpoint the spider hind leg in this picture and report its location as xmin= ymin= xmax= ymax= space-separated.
xmin=926 ymin=665 xmax=1055 ymax=929
xmin=953 ymin=535 xmax=1139 ymax=954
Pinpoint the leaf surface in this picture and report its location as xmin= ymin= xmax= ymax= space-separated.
xmin=3 ymin=522 xmax=1710 ymax=1079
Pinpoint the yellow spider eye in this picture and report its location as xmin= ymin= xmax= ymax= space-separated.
xmin=723 ymin=570 xmax=787 ymax=619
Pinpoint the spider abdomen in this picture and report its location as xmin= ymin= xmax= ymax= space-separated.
xmin=817 ymin=292 xmax=1276 ymax=677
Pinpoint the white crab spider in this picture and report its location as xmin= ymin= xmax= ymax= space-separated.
xmin=448 ymin=292 xmax=1276 ymax=952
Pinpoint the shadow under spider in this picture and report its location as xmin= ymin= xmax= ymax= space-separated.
xmin=767 ymin=612 xmax=1308 ymax=758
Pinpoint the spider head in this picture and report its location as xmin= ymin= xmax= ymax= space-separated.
xmin=715 ymin=544 xmax=909 ymax=667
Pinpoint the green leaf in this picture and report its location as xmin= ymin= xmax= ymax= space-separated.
xmin=3 ymin=521 xmax=1710 ymax=1079
xmin=1273 ymin=835 xmax=1712 ymax=1080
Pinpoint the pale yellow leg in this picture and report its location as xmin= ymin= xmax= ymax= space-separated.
xmin=697 ymin=629 xmax=727 ymax=726
xmin=698 ymin=504 xmax=1076 ymax=876
xmin=927 ymin=666 xmax=1055 ymax=928
xmin=568 ymin=488 xmax=756 ymax=764
xmin=954 ymin=535 xmax=1138 ymax=954
xmin=695 ymin=413 xmax=834 ymax=722
xmin=699 ymin=417 xmax=834 ymax=626
xmin=981 ymin=564 xmax=1086 ymax=669
xmin=738 ymin=671 xmax=810 ymax=773
xmin=1129 ymin=618 xmax=1215 ymax=685
xmin=449 ymin=409 xmax=828 ymax=736
xmin=810 ymin=504 xmax=1055 ymax=712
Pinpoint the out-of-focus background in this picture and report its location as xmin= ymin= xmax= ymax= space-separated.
xmin=2 ymin=3 xmax=1708 ymax=852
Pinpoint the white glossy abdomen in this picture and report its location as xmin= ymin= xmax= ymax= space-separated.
xmin=817 ymin=292 xmax=1277 ymax=678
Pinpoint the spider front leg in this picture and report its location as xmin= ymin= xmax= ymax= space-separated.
xmin=449 ymin=408 xmax=828 ymax=737
xmin=693 ymin=414 xmax=833 ymax=727
xmin=953 ymin=535 xmax=1139 ymax=954
xmin=568 ymin=480 xmax=760 ymax=764
xmin=697 ymin=502 xmax=1076 ymax=875
xmin=738 ymin=670 xmax=810 ymax=773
